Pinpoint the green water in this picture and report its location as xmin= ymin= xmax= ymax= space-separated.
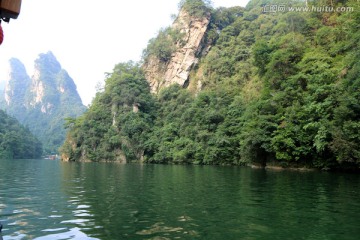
xmin=0 ymin=159 xmax=359 ymax=239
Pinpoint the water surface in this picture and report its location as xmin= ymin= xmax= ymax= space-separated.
xmin=0 ymin=159 xmax=359 ymax=239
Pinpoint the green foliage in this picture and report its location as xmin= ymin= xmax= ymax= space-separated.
xmin=143 ymin=28 xmax=176 ymax=63
xmin=60 ymin=62 xmax=155 ymax=162
xmin=143 ymin=27 xmax=186 ymax=63
xmin=0 ymin=110 xmax=42 ymax=159
xmin=61 ymin=0 xmax=360 ymax=170
xmin=178 ymin=0 xmax=212 ymax=18
xmin=144 ymin=85 xmax=240 ymax=165
xmin=253 ymin=40 xmax=272 ymax=75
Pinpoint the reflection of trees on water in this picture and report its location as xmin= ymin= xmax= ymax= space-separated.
xmin=60 ymin=162 xmax=360 ymax=239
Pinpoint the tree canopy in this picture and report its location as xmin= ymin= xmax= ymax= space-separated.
xmin=0 ymin=110 xmax=42 ymax=159
xmin=61 ymin=0 xmax=360 ymax=170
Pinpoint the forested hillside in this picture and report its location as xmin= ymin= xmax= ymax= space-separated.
xmin=0 ymin=110 xmax=42 ymax=159
xmin=61 ymin=62 xmax=155 ymax=162
xmin=61 ymin=0 xmax=360 ymax=170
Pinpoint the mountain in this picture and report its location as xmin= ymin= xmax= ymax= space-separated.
xmin=2 ymin=58 xmax=31 ymax=121
xmin=60 ymin=0 xmax=360 ymax=171
xmin=0 ymin=109 xmax=42 ymax=159
xmin=0 ymin=80 xmax=5 ymax=92
xmin=1 ymin=51 xmax=86 ymax=154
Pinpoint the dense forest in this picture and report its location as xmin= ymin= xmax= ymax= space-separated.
xmin=0 ymin=110 xmax=42 ymax=159
xmin=61 ymin=0 xmax=360 ymax=170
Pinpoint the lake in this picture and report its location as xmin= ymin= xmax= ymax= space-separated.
xmin=0 ymin=158 xmax=359 ymax=240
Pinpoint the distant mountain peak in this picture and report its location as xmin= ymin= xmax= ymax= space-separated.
xmin=1 ymin=51 xmax=86 ymax=154
xmin=34 ymin=51 xmax=62 ymax=74
xmin=29 ymin=52 xmax=84 ymax=108
xmin=4 ymin=58 xmax=30 ymax=106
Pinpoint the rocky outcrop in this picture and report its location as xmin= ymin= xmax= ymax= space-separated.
xmin=4 ymin=58 xmax=30 ymax=107
xmin=28 ymin=52 xmax=84 ymax=112
xmin=143 ymin=8 xmax=211 ymax=93
xmin=0 ymin=52 xmax=86 ymax=153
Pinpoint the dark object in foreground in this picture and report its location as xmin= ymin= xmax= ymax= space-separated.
xmin=0 ymin=0 xmax=22 ymax=45
xmin=0 ymin=23 xmax=3 ymax=44
xmin=0 ymin=0 xmax=22 ymax=21
xmin=0 ymin=221 xmax=2 ymax=232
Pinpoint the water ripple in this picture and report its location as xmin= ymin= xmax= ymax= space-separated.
xmin=1 ymin=159 xmax=360 ymax=239
xmin=34 ymin=227 xmax=99 ymax=240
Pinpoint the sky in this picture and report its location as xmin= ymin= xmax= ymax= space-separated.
xmin=0 ymin=0 xmax=250 ymax=106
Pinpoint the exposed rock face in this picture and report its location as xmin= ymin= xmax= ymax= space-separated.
xmin=143 ymin=8 xmax=211 ymax=93
xmin=28 ymin=52 xmax=84 ymax=114
xmin=0 ymin=52 xmax=86 ymax=153
xmin=4 ymin=58 xmax=30 ymax=108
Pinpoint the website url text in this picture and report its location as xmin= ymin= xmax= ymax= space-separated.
xmin=262 ymin=5 xmax=354 ymax=13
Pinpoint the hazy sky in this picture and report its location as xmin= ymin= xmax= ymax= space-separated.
xmin=0 ymin=0 xmax=250 ymax=105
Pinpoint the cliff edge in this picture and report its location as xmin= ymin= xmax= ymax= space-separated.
xmin=143 ymin=7 xmax=211 ymax=93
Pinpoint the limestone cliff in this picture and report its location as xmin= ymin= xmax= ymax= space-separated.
xmin=4 ymin=58 xmax=30 ymax=109
xmin=143 ymin=8 xmax=211 ymax=93
xmin=0 ymin=52 xmax=86 ymax=153
xmin=27 ymin=52 xmax=84 ymax=114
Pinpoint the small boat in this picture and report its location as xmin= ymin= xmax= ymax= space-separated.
xmin=44 ymin=155 xmax=59 ymax=160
